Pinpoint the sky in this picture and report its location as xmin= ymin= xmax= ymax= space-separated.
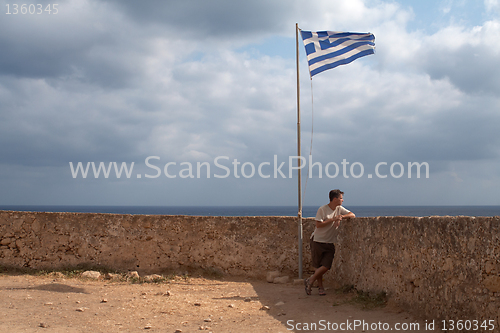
xmin=1 ymin=0 xmax=500 ymax=207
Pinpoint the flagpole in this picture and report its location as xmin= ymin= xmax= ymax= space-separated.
xmin=295 ymin=23 xmax=303 ymax=280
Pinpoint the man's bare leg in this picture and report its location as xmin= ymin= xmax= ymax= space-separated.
xmin=306 ymin=266 xmax=328 ymax=294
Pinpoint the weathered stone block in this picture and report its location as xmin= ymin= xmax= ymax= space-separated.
xmin=81 ymin=271 xmax=101 ymax=279
xmin=273 ymin=276 xmax=289 ymax=284
xmin=266 ymin=271 xmax=280 ymax=283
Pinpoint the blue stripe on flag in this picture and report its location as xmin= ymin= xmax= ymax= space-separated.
xmin=300 ymin=30 xmax=375 ymax=77
xmin=308 ymin=41 xmax=375 ymax=66
xmin=301 ymin=31 xmax=313 ymax=39
xmin=304 ymin=43 xmax=316 ymax=55
xmin=318 ymin=35 xmax=374 ymax=50
xmin=310 ymin=48 xmax=375 ymax=76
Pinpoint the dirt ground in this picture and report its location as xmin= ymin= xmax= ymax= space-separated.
xmin=0 ymin=272 xmax=436 ymax=333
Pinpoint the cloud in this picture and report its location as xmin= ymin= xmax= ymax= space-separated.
xmin=485 ymin=0 xmax=500 ymax=13
xmin=415 ymin=21 xmax=500 ymax=94
xmin=0 ymin=1 xmax=116 ymax=79
xmin=101 ymin=0 xmax=295 ymax=39
xmin=301 ymin=63 xmax=500 ymax=167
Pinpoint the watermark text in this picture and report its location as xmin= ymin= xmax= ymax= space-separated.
xmin=69 ymin=155 xmax=429 ymax=180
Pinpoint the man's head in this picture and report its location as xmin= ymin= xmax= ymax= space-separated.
xmin=329 ymin=189 xmax=344 ymax=202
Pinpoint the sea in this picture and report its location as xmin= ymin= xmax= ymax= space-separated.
xmin=1 ymin=205 xmax=500 ymax=218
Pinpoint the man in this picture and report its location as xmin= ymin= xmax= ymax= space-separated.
xmin=305 ymin=189 xmax=355 ymax=296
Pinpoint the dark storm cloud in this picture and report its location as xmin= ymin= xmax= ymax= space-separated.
xmin=419 ymin=44 xmax=500 ymax=95
xmin=101 ymin=0 xmax=294 ymax=37
xmin=0 ymin=1 xmax=148 ymax=88
xmin=0 ymin=85 xmax=147 ymax=167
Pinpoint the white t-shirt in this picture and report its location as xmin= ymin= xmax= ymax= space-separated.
xmin=312 ymin=204 xmax=351 ymax=244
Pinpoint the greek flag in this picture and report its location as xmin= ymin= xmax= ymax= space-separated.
xmin=301 ymin=30 xmax=375 ymax=77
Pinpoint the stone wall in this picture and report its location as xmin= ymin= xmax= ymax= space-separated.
xmin=331 ymin=216 xmax=500 ymax=328
xmin=0 ymin=211 xmax=307 ymax=278
xmin=0 ymin=211 xmax=499 ymax=328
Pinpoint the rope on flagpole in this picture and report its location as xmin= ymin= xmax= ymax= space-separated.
xmin=302 ymin=78 xmax=314 ymax=202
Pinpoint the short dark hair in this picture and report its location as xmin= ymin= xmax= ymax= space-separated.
xmin=329 ymin=189 xmax=344 ymax=202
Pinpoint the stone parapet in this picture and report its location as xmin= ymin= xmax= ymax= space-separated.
xmin=0 ymin=211 xmax=499 ymax=328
